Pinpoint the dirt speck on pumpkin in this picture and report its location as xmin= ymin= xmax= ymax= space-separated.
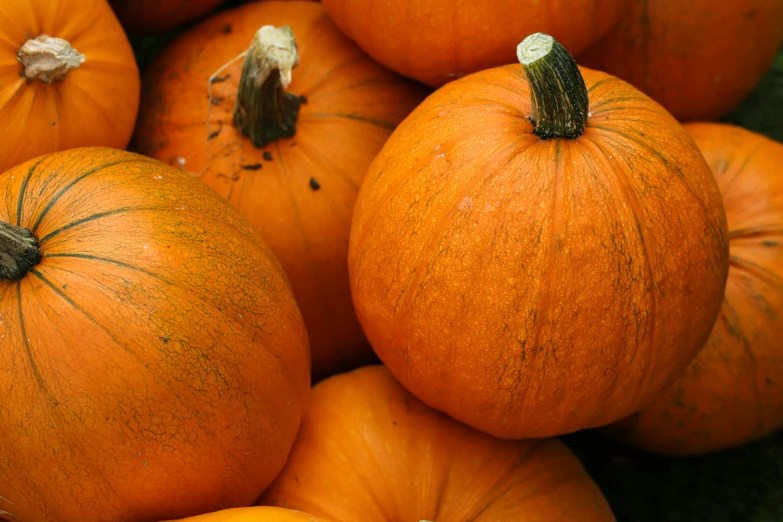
xmin=309 ymin=177 xmax=321 ymax=191
xmin=262 ymin=151 xmax=273 ymax=161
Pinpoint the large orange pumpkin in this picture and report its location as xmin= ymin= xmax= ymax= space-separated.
xmin=348 ymin=33 xmax=730 ymax=440
xmin=0 ymin=148 xmax=310 ymax=522
xmin=577 ymin=0 xmax=783 ymax=122
xmin=260 ymin=365 xmax=616 ymax=522
xmin=109 ymin=0 xmax=226 ymax=35
xmin=0 ymin=0 xmax=140 ymax=174
xmin=605 ymin=123 xmax=783 ymax=455
xmin=135 ymin=1 xmax=428 ymax=381
xmin=320 ymin=0 xmax=623 ymax=87
xmin=165 ymin=507 xmax=331 ymax=522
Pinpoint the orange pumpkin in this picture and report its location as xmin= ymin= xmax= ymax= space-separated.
xmin=578 ymin=0 xmax=783 ymax=121
xmin=109 ymin=0 xmax=226 ymax=35
xmin=165 ymin=507 xmax=331 ymax=522
xmin=0 ymin=148 xmax=310 ymax=522
xmin=348 ymin=33 xmax=730 ymax=440
xmin=0 ymin=0 xmax=140 ymax=174
xmin=260 ymin=365 xmax=616 ymax=522
xmin=320 ymin=0 xmax=623 ymax=87
xmin=135 ymin=1 xmax=428 ymax=381
xmin=606 ymin=123 xmax=783 ymax=455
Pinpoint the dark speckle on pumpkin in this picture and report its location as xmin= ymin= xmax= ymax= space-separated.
xmin=240 ymin=163 xmax=263 ymax=171
xmin=262 ymin=151 xmax=273 ymax=161
xmin=222 ymin=23 xmax=233 ymax=34
xmin=309 ymin=177 xmax=321 ymax=191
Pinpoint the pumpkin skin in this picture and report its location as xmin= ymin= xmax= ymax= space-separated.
xmin=0 ymin=148 xmax=310 ymax=522
xmin=109 ymin=0 xmax=226 ymax=35
xmin=165 ymin=507 xmax=331 ymax=522
xmin=0 ymin=0 xmax=140 ymax=174
xmin=578 ymin=0 xmax=783 ymax=122
xmin=348 ymin=55 xmax=730 ymax=439
xmin=605 ymin=123 xmax=783 ymax=455
xmin=135 ymin=1 xmax=428 ymax=381
xmin=260 ymin=365 xmax=616 ymax=522
xmin=320 ymin=0 xmax=623 ymax=87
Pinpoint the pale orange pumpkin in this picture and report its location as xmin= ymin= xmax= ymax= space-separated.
xmin=135 ymin=1 xmax=428 ymax=381
xmin=0 ymin=0 xmax=140 ymax=173
xmin=260 ymin=365 xmax=616 ymax=522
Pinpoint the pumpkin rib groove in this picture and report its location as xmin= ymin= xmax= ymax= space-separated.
xmin=728 ymin=255 xmax=783 ymax=290
xmin=30 ymin=157 xmax=159 ymax=233
xmin=583 ymin=134 xmax=659 ymax=391
xmin=586 ymin=77 xmax=623 ymax=95
xmin=299 ymin=113 xmax=398 ymax=131
xmin=729 ymin=226 xmax=783 ymax=240
xmin=271 ymin=140 xmax=311 ymax=255
xmin=290 ymin=139 xmax=360 ymax=193
xmin=38 ymin=206 xmax=161 ymax=244
xmin=717 ymin=293 xmax=765 ymax=433
xmin=16 ymin=158 xmax=44 ymax=228
xmin=16 ymin=279 xmax=47 ymax=393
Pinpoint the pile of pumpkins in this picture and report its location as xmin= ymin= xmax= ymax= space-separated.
xmin=1 ymin=0 xmax=782 ymax=521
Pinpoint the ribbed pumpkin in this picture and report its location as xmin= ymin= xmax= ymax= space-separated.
xmin=165 ymin=507 xmax=331 ymax=522
xmin=348 ymin=33 xmax=730 ymax=440
xmin=606 ymin=123 xmax=783 ymax=455
xmin=260 ymin=365 xmax=616 ymax=522
xmin=135 ymin=1 xmax=428 ymax=381
xmin=109 ymin=0 xmax=226 ymax=35
xmin=578 ymin=0 xmax=783 ymax=121
xmin=0 ymin=0 xmax=140 ymax=174
xmin=320 ymin=0 xmax=623 ymax=87
xmin=0 ymin=148 xmax=310 ymax=522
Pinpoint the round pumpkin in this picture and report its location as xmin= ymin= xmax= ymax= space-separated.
xmin=164 ymin=507 xmax=331 ymax=522
xmin=0 ymin=0 xmax=140 ymax=174
xmin=347 ymin=33 xmax=730 ymax=440
xmin=577 ymin=0 xmax=783 ymax=122
xmin=320 ymin=0 xmax=623 ymax=88
xmin=260 ymin=365 xmax=616 ymax=522
xmin=0 ymin=147 xmax=310 ymax=522
xmin=135 ymin=1 xmax=428 ymax=381
xmin=109 ymin=0 xmax=226 ymax=35
xmin=605 ymin=123 xmax=783 ymax=455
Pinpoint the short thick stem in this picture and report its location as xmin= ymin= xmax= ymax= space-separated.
xmin=517 ymin=33 xmax=589 ymax=140
xmin=233 ymin=25 xmax=305 ymax=148
xmin=17 ymin=35 xmax=86 ymax=84
xmin=0 ymin=221 xmax=42 ymax=281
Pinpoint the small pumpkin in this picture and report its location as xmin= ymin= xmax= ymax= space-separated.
xmin=320 ymin=0 xmax=623 ymax=87
xmin=348 ymin=33 xmax=730 ymax=439
xmin=0 ymin=0 xmax=140 ymax=173
xmin=606 ymin=123 xmax=783 ymax=455
xmin=109 ymin=0 xmax=226 ymax=35
xmin=260 ymin=365 xmax=616 ymax=522
xmin=135 ymin=1 xmax=428 ymax=381
xmin=578 ymin=0 xmax=783 ymax=122
xmin=0 ymin=148 xmax=310 ymax=522
xmin=165 ymin=507 xmax=331 ymax=522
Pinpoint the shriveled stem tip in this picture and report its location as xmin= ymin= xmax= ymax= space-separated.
xmin=234 ymin=25 xmax=306 ymax=148
xmin=517 ymin=33 xmax=589 ymax=140
xmin=17 ymin=35 xmax=85 ymax=84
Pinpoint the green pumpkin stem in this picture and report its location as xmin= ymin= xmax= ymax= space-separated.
xmin=233 ymin=25 xmax=305 ymax=148
xmin=0 ymin=221 xmax=42 ymax=281
xmin=517 ymin=33 xmax=589 ymax=140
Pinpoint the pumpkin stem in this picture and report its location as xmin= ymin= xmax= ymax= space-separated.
xmin=0 ymin=221 xmax=43 ymax=281
xmin=233 ymin=25 xmax=306 ymax=148
xmin=517 ymin=33 xmax=589 ymax=140
xmin=17 ymin=35 xmax=86 ymax=84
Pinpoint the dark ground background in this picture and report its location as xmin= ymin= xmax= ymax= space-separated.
xmin=128 ymin=3 xmax=783 ymax=519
